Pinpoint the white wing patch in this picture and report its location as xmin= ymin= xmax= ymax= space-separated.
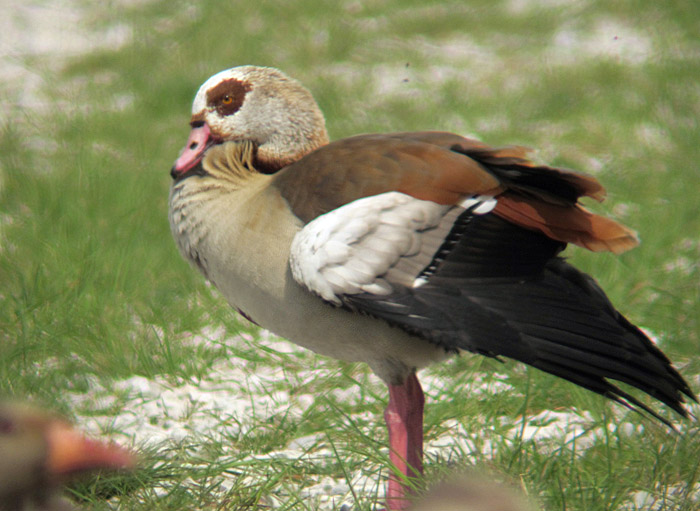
xmin=289 ymin=191 xmax=496 ymax=305
xmin=458 ymin=195 xmax=497 ymax=214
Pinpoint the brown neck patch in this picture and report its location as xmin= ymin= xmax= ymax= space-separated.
xmin=253 ymin=154 xmax=288 ymax=175
xmin=207 ymin=78 xmax=252 ymax=116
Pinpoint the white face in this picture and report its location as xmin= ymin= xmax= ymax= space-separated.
xmin=175 ymin=65 xmax=328 ymax=173
xmin=189 ymin=67 xmax=261 ymax=143
xmin=191 ymin=67 xmax=249 ymax=115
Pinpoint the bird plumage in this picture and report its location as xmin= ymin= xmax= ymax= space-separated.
xmin=168 ymin=65 xmax=695 ymax=509
xmin=0 ymin=402 xmax=133 ymax=511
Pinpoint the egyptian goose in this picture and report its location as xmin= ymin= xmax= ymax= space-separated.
xmin=0 ymin=402 xmax=134 ymax=511
xmin=168 ymin=65 xmax=696 ymax=509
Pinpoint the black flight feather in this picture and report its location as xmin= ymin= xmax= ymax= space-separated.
xmin=343 ymin=211 xmax=696 ymax=425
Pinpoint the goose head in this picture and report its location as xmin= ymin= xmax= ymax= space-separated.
xmin=0 ymin=402 xmax=134 ymax=508
xmin=171 ymin=66 xmax=329 ymax=177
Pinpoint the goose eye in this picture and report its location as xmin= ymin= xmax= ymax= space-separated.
xmin=221 ymin=95 xmax=233 ymax=105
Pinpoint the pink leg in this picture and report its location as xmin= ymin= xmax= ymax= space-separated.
xmin=384 ymin=372 xmax=425 ymax=510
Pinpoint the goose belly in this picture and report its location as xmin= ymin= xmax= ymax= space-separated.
xmin=169 ymin=180 xmax=447 ymax=382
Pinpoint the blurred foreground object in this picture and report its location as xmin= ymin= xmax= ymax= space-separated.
xmin=410 ymin=474 xmax=536 ymax=511
xmin=0 ymin=402 xmax=134 ymax=511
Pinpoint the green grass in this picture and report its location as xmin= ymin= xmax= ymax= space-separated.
xmin=1 ymin=0 xmax=699 ymax=509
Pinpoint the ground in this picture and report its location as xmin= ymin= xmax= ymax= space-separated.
xmin=1 ymin=1 xmax=699 ymax=510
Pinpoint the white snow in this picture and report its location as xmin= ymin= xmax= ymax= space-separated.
xmin=61 ymin=327 xmax=664 ymax=508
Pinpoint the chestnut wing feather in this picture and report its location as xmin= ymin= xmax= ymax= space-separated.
xmin=280 ymin=131 xmax=692 ymax=421
xmin=272 ymin=131 xmax=637 ymax=253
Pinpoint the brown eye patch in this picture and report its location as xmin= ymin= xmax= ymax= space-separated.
xmin=207 ymin=78 xmax=252 ymax=116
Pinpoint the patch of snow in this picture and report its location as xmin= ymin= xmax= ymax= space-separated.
xmin=422 ymin=371 xmax=516 ymax=401
xmin=0 ymin=0 xmax=136 ymax=115
xmin=507 ymin=0 xmax=585 ymax=14
xmin=513 ymin=410 xmax=601 ymax=450
xmin=612 ymin=202 xmax=637 ymax=219
xmin=325 ymin=35 xmax=499 ymax=106
xmin=635 ymin=123 xmax=673 ymax=152
xmin=287 ymin=433 xmax=325 ymax=451
xmin=620 ymin=483 xmax=700 ymax=511
xmin=427 ymin=418 xmax=497 ymax=460
xmin=63 ymin=326 xmax=692 ymax=508
xmin=1 ymin=2 xmax=131 ymax=64
xmin=549 ymin=19 xmax=653 ymax=65
xmin=299 ymin=476 xmax=351 ymax=502
xmin=426 ymin=408 xmax=608 ymax=463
